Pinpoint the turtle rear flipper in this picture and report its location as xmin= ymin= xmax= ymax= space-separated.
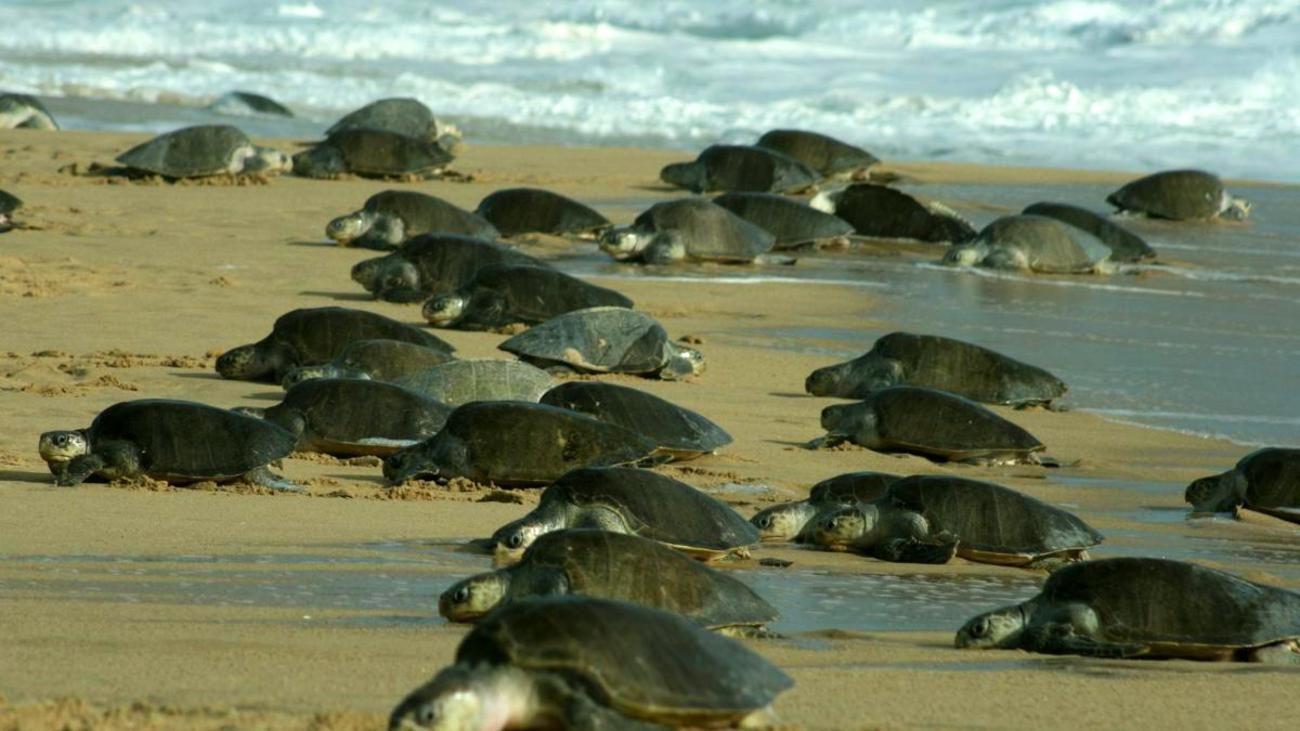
xmin=874 ymin=537 xmax=957 ymax=564
xmin=244 ymin=466 xmax=304 ymax=493
xmin=1022 ymin=625 xmax=1145 ymax=658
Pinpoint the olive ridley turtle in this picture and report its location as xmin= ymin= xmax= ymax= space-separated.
xmin=599 ymin=198 xmax=776 ymax=264
xmin=540 ymin=381 xmax=732 ymax=461
xmin=1107 ymin=169 xmax=1250 ymax=221
xmin=1185 ymin=448 xmax=1300 ymax=522
xmin=115 ymin=125 xmax=291 ymax=178
xmin=660 ymin=144 xmax=818 ymax=194
xmin=499 ymin=307 xmax=705 ymax=380
xmin=422 ymin=265 xmax=633 ymax=331
xmin=326 ymin=190 xmax=498 ymax=250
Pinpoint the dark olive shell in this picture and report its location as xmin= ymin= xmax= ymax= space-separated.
xmin=754 ymin=129 xmax=878 ymax=178
xmin=632 ymin=198 xmax=776 ymax=262
xmin=393 ymin=359 xmax=553 ymax=406
xmin=363 ymin=190 xmax=498 ymax=240
xmin=1105 ymin=169 xmax=1227 ymax=220
xmin=1022 ymin=202 xmax=1154 ymax=262
xmin=541 ymin=381 xmax=731 ymax=459
xmin=441 ymin=265 xmax=634 ymax=331
xmin=116 ymin=125 xmax=251 ymax=177
xmin=712 ymin=192 xmax=854 ymax=249
xmin=475 ymin=188 xmax=610 ymax=237
xmin=660 ymin=144 xmax=818 ymax=194
xmin=829 ymin=183 xmax=974 ymax=243
xmin=327 ymin=97 xmax=438 ymax=140
xmin=263 ymin=378 xmax=450 ymax=455
xmin=499 ymin=307 xmax=673 ymax=374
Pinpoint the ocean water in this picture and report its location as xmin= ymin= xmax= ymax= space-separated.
xmin=2 ymin=0 xmax=1299 ymax=180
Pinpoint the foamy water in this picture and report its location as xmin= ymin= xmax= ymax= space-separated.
xmin=2 ymin=0 xmax=1299 ymax=180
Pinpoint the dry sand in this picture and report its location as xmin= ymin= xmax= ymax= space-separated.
xmin=1 ymin=129 xmax=1296 ymax=730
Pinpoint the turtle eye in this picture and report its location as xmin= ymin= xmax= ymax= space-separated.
xmin=54 ymin=434 xmax=68 ymax=447
xmin=970 ymin=617 xmax=991 ymax=638
xmin=416 ymin=703 xmax=437 ymax=725
xmin=452 ymin=586 xmax=470 ymax=604
xmin=755 ymin=515 xmax=771 ymax=529
xmin=507 ymin=532 xmax=525 ymax=549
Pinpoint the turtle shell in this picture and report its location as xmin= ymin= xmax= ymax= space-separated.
xmin=1106 ymin=169 xmax=1227 ymax=220
xmin=808 ymin=471 xmax=900 ymax=505
xmin=540 ymin=381 xmax=732 ymax=460
xmin=474 ymin=188 xmax=611 ymax=237
xmin=1036 ymin=558 xmax=1300 ymax=653
xmin=0 ymin=189 xmax=21 ymax=215
xmin=209 ymin=91 xmax=293 ymax=117
xmin=886 ymin=475 xmax=1102 ymax=564
xmin=437 ymin=265 xmax=634 ymax=331
xmin=116 ymin=125 xmax=252 ymax=177
xmin=829 ymin=183 xmax=975 ymax=243
xmin=712 ymin=192 xmax=854 ymax=249
xmin=823 ymin=386 xmax=1045 ymax=462
xmin=457 ymin=596 xmax=792 ymax=723
xmin=283 ymin=339 xmax=455 ymax=386
xmin=1022 ymin=202 xmax=1154 ymax=262
xmin=632 ymin=198 xmax=776 ymax=262
xmin=502 ymin=530 xmax=777 ymax=629
xmin=362 ymin=190 xmax=498 ymax=240
xmin=87 ymin=400 xmax=295 ymax=481
xmin=263 ymin=378 xmax=451 ymax=456
xmin=354 ymin=234 xmax=548 ymax=300
xmin=661 ymin=144 xmax=818 ymax=194
xmin=971 ymin=214 xmax=1112 ymax=273
xmin=327 ymin=97 xmax=438 ymax=140
xmin=269 ymin=306 xmax=451 ymax=364
xmin=393 ymin=359 xmax=553 ymax=406
xmin=499 ymin=307 xmax=674 ymax=374
xmin=541 ymin=467 xmax=760 ymax=556
xmin=0 ymin=93 xmax=59 ymax=129
xmin=304 ymin=129 xmax=452 ymax=177
xmin=755 ymin=129 xmax=879 ymax=178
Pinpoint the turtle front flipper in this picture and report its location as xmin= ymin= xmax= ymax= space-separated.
xmin=244 ymin=466 xmax=305 ymax=493
xmin=874 ymin=537 xmax=957 ymax=564
xmin=55 ymin=453 xmax=107 ymax=486
xmin=58 ymin=440 xmax=143 ymax=486
xmin=563 ymin=688 xmax=670 ymax=731
xmin=1021 ymin=624 xmax=1146 ymax=659
xmin=805 ymin=433 xmax=848 ymax=450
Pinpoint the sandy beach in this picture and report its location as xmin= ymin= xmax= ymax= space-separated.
xmin=1 ymin=127 xmax=1297 ymax=730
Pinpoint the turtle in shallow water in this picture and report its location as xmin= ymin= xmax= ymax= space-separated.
xmin=326 ymin=190 xmax=498 ymax=250
xmin=599 ymin=198 xmax=776 ymax=264
xmin=439 ymin=530 xmax=777 ymax=633
xmin=813 ymin=386 xmax=1047 ymax=465
xmin=805 ymin=331 xmax=1067 ymax=407
xmin=474 ymin=188 xmax=611 ymax=238
xmin=391 ymin=359 xmax=553 ymax=406
xmin=115 ymin=125 xmax=291 ymax=178
xmin=712 ymin=192 xmax=855 ymax=250
xmin=351 ymin=234 xmax=548 ymax=303
xmin=38 ymin=399 xmax=299 ymax=490
xmin=382 ymin=402 xmax=656 ymax=487
xmin=280 ymin=338 xmax=456 ymax=389
xmin=207 ymin=90 xmax=293 ymax=117
xmin=814 ymin=475 xmax=1102 ymax=567
xmin=1185 ymin=448 xmax=1300 ymax=522
xmin=955 ymin=557 xmax=1300 ymax=663
xmin=812 ymin=183 xmax=975 ymax=243
xmin=499 ymin=307 xmax=705 ymax=380
xmin=422 ymin=265 xmax=634 ymax=331
xmin=754 ymin=128 xmax=879 ymax=179
xmin=242 ymin=378 xmax=451 ymax=457
xmin=943 ymin=214 xmax=1114 ymax=274
xmin=0 ymin=93 xmax=58 ymax=130
xmin=0 ymin=189 xmax=21 ymax=233
xmin=540 ymin=381 xmax=732 ymax=461
xmin=660 ymin=144 xmax=818 ymax=194
xmin=490 ymin=467 xmax=760 ymax=562
xmin=389 ymin=596 xmax=793 ymax=731
xmin=1022 ymin=201 xmax=1155 ymax=262
xmin=751 ymin=471 xmax=900 ymax=543
xmin=216 ymin=306 xmax=453 ymax=383
xmin=292 ymin=129 xmax=454 ymax=179
xmin=327 ymin=97 xmax=461 ymax=150
xmin=1106 ymin=169 xmax=1250 ymax=221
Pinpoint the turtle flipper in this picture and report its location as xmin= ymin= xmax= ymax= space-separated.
xmin=806 ymin=433 xmax=848 ymax=450
xmin=565 ymin=692 xmax=669 ymax=731
xmin=244 ymin=466 xmax=305 ymax=493
xmin=55 ymin=454 xmax=106 ymax=486
xmin=873 ymin=537 xmax=957 ymax=564
xmin=1021 ymin=624 xmax=1146 ymax=658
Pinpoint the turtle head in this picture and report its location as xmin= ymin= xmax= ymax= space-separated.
xmin=598 ymin=226 xmax=653 ymax=261
xmin=438 ymin=572 xmax=509 ymax=622
xmin=941 ymin=242 xmax=987 ymax=267
xmin=805 ymin=356 xmax=900 ymax=398
xmin=38 ymin=429 xmax=89 ymax=466
xmin=382 ymin=444 xmax=435 ymax=485
xmin=326 ymin=211 xmax=372 ymax=244
xmin=242 ymin=145 xmax=292 ymax=175
xmin=814 ymin=505 xmax=873 ymax=547
xmin=980 ymin=246 xmax=1030 ymax=271
xmin=291 ymin=144 xmax=344 ymax=179
xmin=489 ymin=519 xmax=548 ymax=564
xmin=751 ymin=501 xmax=814 ymax=542
xmin=660 ymin=343 xmax=705 ymax=380
xmin=819 ymin=401 xmax=870 ymax=439
xmin=1221 ymin=193 xmax=1251 ymax=221
xmin=216 ymin=343 xmax=269 ymax=381
xmin=1184 ymin=469 xmax=1245 ymax=513
xmin=955 ymin=605 xmax=1027 ymax=650
xmin=350 ymin=255 xmax=390 ymax=291
xmin=389 ymin=664 xmax=535 ymax=731
xmin=422 ymin=294 xmax=466 ymax=327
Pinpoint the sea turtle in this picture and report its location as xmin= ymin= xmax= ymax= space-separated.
xmin=207 ymin=90 xmax=293 ymax=117
xmin=1106 ymin=169 xmax=1251 ymax=221
xmin=943 ymin=214 xmax=1114 ymax=274
xmin=382 ymin=402 xmax=656 ymax=487
xmin=326 ymin=190 xmax=498 ymax=250
xmin=1185 ymin=448 xmax=1300 ymax=522
xmin=279 ymin=339 xmax=456 ymax=389
xmin=755 ymin=128 xmax=879 ymax=179
xmin=351 ymin=234 xmax=548 ymax=303
xmin=474 ymin=188 xmax=611 ymax=238
xmin=292 ymin=129 xmax=454 ymax=179
xmin=955 ymin=557 xmax=1300 ymax=663
xmin=712 ymin=192 xmax=855 ymax=250
xmin=814 ymin=475 xmax=1102 ymax=567
xmin=423 ymin=265 xmax=634 ymax=331
xmin=38 ymin=399 xmax=299 ymax=490
xmin=813 ymin=386 xmax=1047 ymax=465
xmin=490 ymin=467 xmax=760 ymax=562
xmin=811 ymin=183 xmax=975 ymax=243
xmin=327 ymin=96 xmax=461 ymax=150
xmin=0 ymin=93 xmax=58 ymax=130
xmin=241 ymin=378 xmax=451 ymax=457
xmin=599 ymin=198 xmax=776 ymax=264
xmin=216 ymin=306 xmax=454 ymax=383
xmin=391 ymin=359 xmax=554 ymax=406
xmin=540 ymin=381 xmax=732 ymax=461
xmin=659 ymin=144 xmax=818 ymax=194
xmin=388 ymin=596 xmax=793 ymax=731
xmin=804 ymin=331 xmax=1068 ymax=407
xmin=499 ymin=307 xmax=705 ymax=380
xmin=750 ymin=471 xmax=900 ymax=543
xmin=439 ymin=530 xmax=778 ymax=634
xmin=115 ymin=125 xmax=291 ymax=178
xmin=0 ymin=189 xmax=21 ymax=233
xmin=1022 ymin=202 xmax=1155 ymax=262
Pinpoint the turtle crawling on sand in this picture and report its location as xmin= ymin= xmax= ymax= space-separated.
xmin=660 ymin=144 xmax=818 ymax=194
xmin=0 ymin=93 xmax=58 ymax=130
xmin=1106 ymin=169 xmax=1250 ymax=221
xmin=712 ymin=192 xmax=855 ymax=250
xmin=115 ymin=125 xmax=291 ymax=179
xmin=38 ymin=399 xmax=299 ymax=490
xmin=599 ymin=198 xmax=775 ymax=264
xmin=1022 ymin=202 xmax=1155 ymax=262
xmin=499 ymin=307 xmax=705 ymax=380
xmin=292 ymin=129 xmax=454 ymax=179
xmin=474 ymin=188 xmax=611 ymax=238
xmin=328 ymin=97 xmax=461 ymax=150
xmin=751 ymin=471 xmax=900 ymax=543
xmin=956 ymin=557 xmax=1300 ymax=663
xmin=540 ymin=381 xmax=732 ymax=461
xmin=351 ymin=234 xmax=548 ymax=303
xmin=280 ymin=338 xmax=456 ymax=389
xmin=942 ymin=214 xmax=1114 ymax=274
xmin=326 ymin=190 xmax=498 ymax=250
xmin=422 ymin=265 xmax=633 ymax=331
xmin=1185 ymin=447 xmax=1300 ymax=522
xmin=389 ymin=596 xmax=793 ymax=731
xmin=812 ymin=183 xmax=975 ymax=243
xmin=391 ymin=359 xmax=554 ymax=407
xmin=755 ymin=128 xmax=879 ymax=180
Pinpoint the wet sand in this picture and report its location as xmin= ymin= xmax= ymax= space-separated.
xmin=1 ymin=128 xmax=1297 ymax=729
